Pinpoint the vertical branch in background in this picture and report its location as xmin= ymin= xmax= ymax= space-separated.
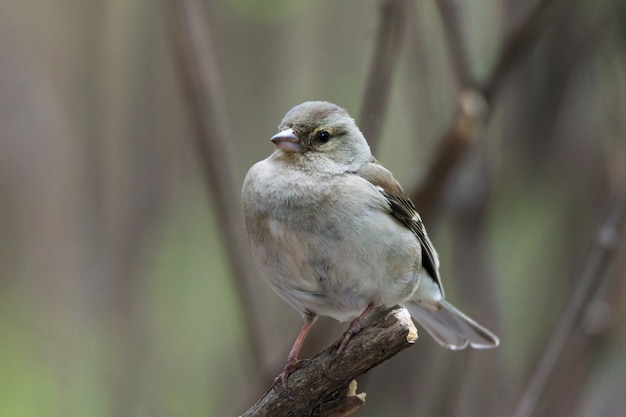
xmin=358 ymin=0 xmax=408 ymax=151
xmin=167 ymin=0 xmax=269 ymax=371
xmin=411 ymin=0 xmax=486 ymax=222
xmin=435 ymin=0 xmax=476 ymax=87
xmin=511 ymin=182 xmax=626 ymax=417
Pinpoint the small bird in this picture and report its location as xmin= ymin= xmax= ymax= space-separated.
xmin=242 ymin=101 xmax=499 ymax=388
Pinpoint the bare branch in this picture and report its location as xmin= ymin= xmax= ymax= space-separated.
xmin=511 ymin=181 xmax=626 ymax=417
xmin=410 ymin=88 xmax=488 ymax=221
xmin=240 ymin=307 xmax=418 ymax=417
xmin=358 ymin=0 xmax=408 ymax=151
xmin=483 ymin=0 xmax=558 ymax=101
xmin=167 ymin=0 xmax=270 ymax=369
xmin=435 ymin=0 xmax=475 ymax=87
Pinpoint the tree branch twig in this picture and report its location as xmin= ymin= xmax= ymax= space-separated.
xmin=358 ymin=0 xmax=408 ymax=151
xmin=240 ymin=307 xmax=418 ymax=417
xmin=511 ymin=181 xmax=626 ymax=417
xmin=435 ymin=0 xmax=475 ymax=87
xmin=483 ymin=0 xmax=558 ymax=102
xmin=411 ymin=88 xmax=488 ymax=221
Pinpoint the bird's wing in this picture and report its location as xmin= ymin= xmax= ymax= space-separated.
xmin=356 ymin=159 xmax=442 ymax=293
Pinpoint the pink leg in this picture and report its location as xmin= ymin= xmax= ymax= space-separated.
xmin=335 ymin=303 xmax=375 ymax=357
xmin=275 ymin=313 xmax=317 ymax=392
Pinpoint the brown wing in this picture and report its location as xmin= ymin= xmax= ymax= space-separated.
xmin=356 ymin=159 xmax=443 ymax=293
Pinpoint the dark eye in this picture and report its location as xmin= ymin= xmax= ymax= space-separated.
xmin=317 ymin=130 xmax=331 ymax=143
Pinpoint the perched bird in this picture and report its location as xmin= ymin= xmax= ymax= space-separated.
xmin=242 ymin=101 xmax=499 ymax=388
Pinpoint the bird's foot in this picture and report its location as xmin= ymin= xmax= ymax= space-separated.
xmin=334 ymin=319 xmax=365 ymax=358
xmin=334 ymin=303 xmax=375 ymax=358
xmin=272 ymin=357 xmax=311 ymax=396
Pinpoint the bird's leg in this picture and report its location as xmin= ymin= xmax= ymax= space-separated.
xmin=274 ymin=312 xmax=317 ymax=393
xmin=335 ymin=303 xmax=375 ymax=358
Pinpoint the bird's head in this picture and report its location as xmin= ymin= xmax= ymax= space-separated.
xmin=270 ymin=101 xmax=371 ymax=174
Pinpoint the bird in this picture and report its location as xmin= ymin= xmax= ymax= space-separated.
xmin=242 ymin=101 xmax=499 ymax=389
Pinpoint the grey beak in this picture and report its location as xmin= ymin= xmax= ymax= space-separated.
xmin=271 ymin=128 xmax=302 ymax=153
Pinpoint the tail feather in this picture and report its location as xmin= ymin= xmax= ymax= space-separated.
xmin=406 ymin=300 xmax=499 ymax=350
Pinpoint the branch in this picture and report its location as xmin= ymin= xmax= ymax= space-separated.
xmin=167 ymin=0 xmax=271 ymax=369
xmin=241 ymin=307 xmax=418 ymax=417
xmin=483 ymin=0 xmax=558 ymax=102
xmin=358 ymin=0 xmax=408 ymax=151
xmin=435 ymin=0 xmax=475 ymax=87
xmin=410 ymin=88 xmax=488 ymax=221
xmin=511 ymin=181 xmax=626 ymax=417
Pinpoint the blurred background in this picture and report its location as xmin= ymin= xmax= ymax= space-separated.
xmin=1 ymin=0 xmax=626 ymax=416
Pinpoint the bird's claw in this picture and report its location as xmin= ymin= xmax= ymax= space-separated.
xmin=272 ymin=358 xmax=311 ymax=397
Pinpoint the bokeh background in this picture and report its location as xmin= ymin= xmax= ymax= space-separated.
xmin=1 ymin=0 xmax=626 ymax=416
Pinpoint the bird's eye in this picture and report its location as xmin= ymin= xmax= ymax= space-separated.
xmin=317 ymin=130 xmax=331 ymax=143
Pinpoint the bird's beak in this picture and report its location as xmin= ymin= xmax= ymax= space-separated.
xmin=270 ymin=128 xmax=302 ymax=153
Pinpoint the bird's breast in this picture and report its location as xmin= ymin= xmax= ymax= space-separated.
xmin=243 ymin=163 xmax=422 ymax=320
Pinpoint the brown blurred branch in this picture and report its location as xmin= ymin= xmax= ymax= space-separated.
xmin=241 ymin=307 xmax=417 ymax=417
xmin=411 ymin=88 xmax=488 ymax=220
xmin=358 ymin=0 xmax=408 ymax=151
xmin=483 ymin=0 xmax=558 ymax=102
xmin=435 ymin=0 xmax=475 ymax=87
xmin=411 ymin=0 xmax=558 ymax=222
xmin=511 ymin=181 xmax=626 ymax=417
xmin=167 ymin=0 xmax=269 ymax=369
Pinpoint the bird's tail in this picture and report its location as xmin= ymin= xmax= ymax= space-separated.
xmin=406 ymin=300 xmax=499 ymax=350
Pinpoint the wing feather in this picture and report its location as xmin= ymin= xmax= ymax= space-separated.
xmin=356 ymin=159 xmax=443 ymax=293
